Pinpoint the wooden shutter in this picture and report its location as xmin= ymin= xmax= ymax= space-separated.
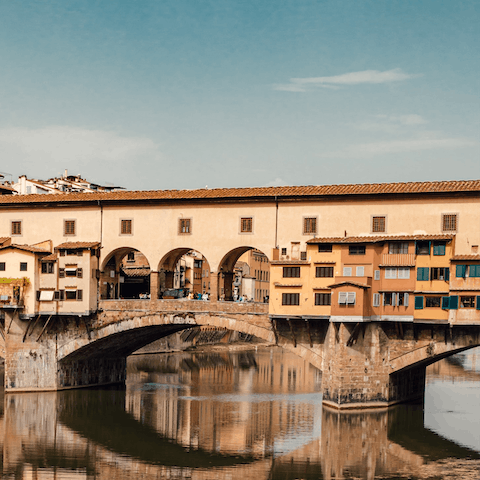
xmin=415 ymin=296 xmax=424 ymax=309
xmin=449 ymin=296 xmax=458 ymax=309
xmin=59 ymin=268 xmax=65 ymax=278
xmin=77 ymin=268 xmax=83 ymax=278
xmin=77 ymin=290 xmax=83 ymax=301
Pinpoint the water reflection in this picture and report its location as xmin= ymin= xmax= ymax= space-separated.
xmin=0 ymin=347 xmax=479 ymax=479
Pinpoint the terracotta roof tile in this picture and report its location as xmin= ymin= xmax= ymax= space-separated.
xmin=0 ymin=179 xmax=479 ymax=205
xmin=327 ymin=281 xmax=371 ymax=289
xmin=42 ymin=253 xmax=58 ymax=261
xmin=0 ymin=244 xmax=51 ymax=254
xmin=451 ymin=255 xmax=480 ymax=261
xmin=270 ymin=260 xmax=310 ymax=265
xmin=0 ymin=237 xmax=10 ymax=246
xmin=55 ymin=242 xmax=100 ymax=250
xmin=307 ymin=234 xmax=455 ymax=244
xmin=121 ymin=267 xmax=151 ymax=277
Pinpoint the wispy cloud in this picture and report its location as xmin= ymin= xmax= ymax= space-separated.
xmin=274 ymin=68 xmax=422 ymax=92
xmin=265 ymin=177 xmax=288 ymax=187
xmin=0 ymin=126 xmax=163 ymax=186
xmin=321 ymin=136 xmax=477 ymax=159
xmin=356 ymin=114 xmax=428 ymax=133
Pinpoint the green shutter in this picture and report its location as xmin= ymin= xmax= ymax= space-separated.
xmin=433 ymin=243 xmax=446 ymax=256
xmin=456 ymin=265 xmax=466 ymax=278
xmin=470 ymin=265 xmax=480 ymax=278
xmin=476 ymin=296 xmax=480 ymax=310
xmin=445 ymin=268 xmax=450 ymax=281
xmin=441 ymin=296 xmax=450 ymax=309
xmin=417 ymin=267 xmax=429 ymax=281
xmin=449 ymin=296 xmax=458 ymax=309
xmin=415 ymin=296 xmax=424 ymax=309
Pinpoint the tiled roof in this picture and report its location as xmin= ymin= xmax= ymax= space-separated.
xmin=327 ymin=281 xmax=371 ymax=289
xmin=55 ymin=242 xmax=100 ymax=250
xmin=450 ymin=255 xmax=480 ymax=261
xmin=0 ymin=237 xmax=10 ymax=246
xmin=0 ymin=244 xmax=51 ymax=254
xmin=42 ymin=253 xmax=58 ymax=261
xmin=0 ymin=179 xmax=479 ymax=205
xmin=121 ymin=267 xmax=151 ymax=277
xmin=273 ymin=283 xmax=303 ymax=287
xmin=307 ymin=234 xmax=455 ymax=244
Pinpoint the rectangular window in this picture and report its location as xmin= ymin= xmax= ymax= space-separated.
xmin=383 ymin=292 xmax=393 ymax=306
xmin=339 ymin=291 xmax=356 ymax=304
xmin=374 ymin=270 xmax=380 ymax=281
xmin=300 ymin=251 xmax=307 ymax=260
xmin=356 ymin=266 xmax=364 ymax=277
xmin=282 ymin=293 xmax=299 ymax=305
xmin=338 ymin=292 xmax=347 ymax=304
xmin=11 ymin=221 xmax=22 ymax=236
xmin=425 ymin=296 xmax=441 ymax=308
xmin=456 ymin=265 xmax=467 ymax=278
xmin=0 ymin=262 xmax=5 ymax=271
xmin=433 ymin=242 xmax=446 ymax=256
xmin=41 ymin=262 xmax=54 ymax=274
xmin=373 ymin=293 xmax=381 ymax=307
xmin=416 ymin=241 xmax=430 ymax=255
xmin=240 ymin=217 xmax=253 ymax=233
xmin=469 ymin=265 xmax=480 ymax=278
xmin=349 ymin=245 xmax=365 ymax=255
xmin=65 ymin=290 xmax=77 ymax=300
xmin=20 ymin=262 xmax=27 ymax=271
xmin=127 ymin=252 xmax=135 ymax=262
xmin=389 ymin=242 xmax=408 ymax=254
xmin=303 ymin=217 xmax=317 ymax=235
xmin=315 ymin=293 xmax=331 ymax=305
xmin=318 ymin=244 xmax=333 ymax=252
xmin=64 ymin=220 xmax=76 ymax=236
xmin=397 ymin=267 xmax=410 ymax=279
xmin=417 ymin=267 xmax=429 ymax=281
xmin=442 ymin=214 xmax=457 ymax=232
xmin=431 ymin=267 xmax=448 ymax=281
xmin=385 ymin=267 xmax=397 ymax=279
xmin=343 ymin=267 xmax=352 ymax=276
xmin=120 ymin=219 xmax=132 ymax=235
xmin=178 ymin=218 xmax=191 ymax=234
xmin=65 ymin=267 xmax=77 ymax=277
xmin=372 ymin=216 xmax=386 ymax=233
xmin=460 ymin=296 xmax=475 ymax=308
xmin=316 ymin=266 xmax=334 ymax=277
xmin=281 ymin=247 xmax=287 ymax=256
xmin=283 ymin=266 xmax=300 ymax=278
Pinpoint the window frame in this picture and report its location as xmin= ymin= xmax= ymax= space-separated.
xmin=302 ymin=216 xmax=318 ymax=235
xmin=425 ymin=296 xmax=441 ymax=308
xmin=239 ymin=216 xmax=253 ymax=234
xmin=178 ymin=218 xmax=192 ymax=235
xmin=318 ymin=244 xmax=333 ymax=253
xmin=283 ymin=266 xmax=301 ymax=278
xmin=371 ymin=215 xmax=386 ymax=233
xmin=11 ymin=220 xmax=22 ymax=236
xmin=0 ymin=262 xmax=5 ymax=272
xmin=120 ymin=219 xmax=133 ymax=235
xmin=315 ymin=292 xmax=331 ymax=306
xmin=460 ymin=296 xmax=475 ymax=308
xmin=442 ymin=213 xmax=458 ymax=232
xmin=315 ymin=266 xmax=334 ymax=278
xmin=64 ymin=219 xmax=76 ymax=236
xmin=282 ymin=293 xmax=300 ymax=305
xmin=389 ymin=242 xmax=408 ymax=254
xmin=348 ymin=245 xmax=366 ymax=255
xmin=41 ymin=262 xmax=55 ymax=274
xmin=20 ymin=262 xmax=27 ymax=272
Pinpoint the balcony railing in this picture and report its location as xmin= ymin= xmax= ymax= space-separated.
xmin=380 ymin=254 xmax=416 ymax=267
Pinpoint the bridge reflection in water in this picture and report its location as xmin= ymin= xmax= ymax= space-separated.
xmin=0 ymin=348 xmax=480 ymax=479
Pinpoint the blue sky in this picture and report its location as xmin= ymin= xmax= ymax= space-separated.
xmin=0 ymin=0 xmax=478 ymax=190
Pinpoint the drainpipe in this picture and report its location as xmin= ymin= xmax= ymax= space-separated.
xmin=275 ymin=195 xmax=279 ymax=249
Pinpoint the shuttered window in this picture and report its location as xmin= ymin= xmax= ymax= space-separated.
xmin=315 ymin=293 xmax=331 ymax=305
xmin=283 ymin=266 xmax=300 ymax=278
xmin=282 ymin=293 xmax=299 ymax=305
xmin=240 ymin=217 xmax=253 ymax=233
xmin=316 ymin=266 xmax=334 ymax=277
xmin=120 ymin=219 xmax=132 ymax=235
xmin=303 ymin=217 xmax=317 ymax=235
xmin=11 ymin=221 xmax=22 ymax=236
xmin=469 ymin=265 xmax=480 ymax=277
xmin=415 ymin=296 xmax=424 ymax=309
xmin=417 ymin=267 xmax=429 ymax=281
xmin=178 ymin=218 xmax=191 ymax=234
xmin=433 ymin=242 xmax=446 ymax=256
xmin=456 ymin=265 xmax=467 ymax=278
xmin=372 ymin=216 xmax=386 ymax=233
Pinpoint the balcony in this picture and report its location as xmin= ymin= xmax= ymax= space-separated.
xmin=380 ymin=254 xmax=416 ymax=267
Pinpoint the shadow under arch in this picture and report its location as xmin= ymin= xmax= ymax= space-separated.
xmin=157 ymin=247 xmax=212 ymax=299
xmin=217 ymin=246 xmax=270 ymax=302
xmin=100 ymin=246 xmax=151 ymax=300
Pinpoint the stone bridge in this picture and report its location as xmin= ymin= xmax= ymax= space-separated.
xmin=3 ymin=300 xmax=480 ymax=408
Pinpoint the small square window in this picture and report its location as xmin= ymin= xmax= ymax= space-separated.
xmin=41 ymin=262 xmax=54 ymax=274
xmin=315 ymin=293 xmax=331 ymax=305
xmin=120 ymin=219 xmax=132 ymax=235
xmin=318 ymin=244 xmax=333 ymax=252
xmin=240 ymin=217 xmax=253 ymax=233
xmin=303 ymin=217 xmax=317 ymax=235
xmin=300 ymin=251 xmax=307 ymax=260
xmin=349 ymin=245 xmax=366 ymax=255
xmin=179 ymin=218 xmax=191 ymax=234
xmin=11 ymin=221 xmax=22 ymax=236
xmin=0 ymin=262 xmax=5 ymax=271
xmin=442 ymin=214 xmax=457 ymax=232
xmin=20 ymin=262 xmax=27 ymax=271
xmin=64 ymin=220 xmax=76 ymax=236
xmin=372 ymin=216 xmax=386 ymax=233
xmin=281 ymin=248 xmax=287 ymax=256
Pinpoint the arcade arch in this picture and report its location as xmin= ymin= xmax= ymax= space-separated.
xmin=101 ymin=247 xmax=151 ymax=300
xmin=157 ymin=248 xmax=211 ymax=300
xmin=218 ymin=246 xmax=270 ymax=303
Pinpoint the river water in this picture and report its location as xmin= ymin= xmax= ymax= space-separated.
xmin=1 ymin=346 xmax=480 ymax=479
